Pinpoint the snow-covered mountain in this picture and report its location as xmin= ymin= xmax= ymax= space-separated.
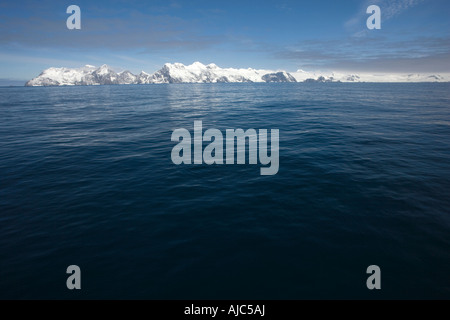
xmin=25 ymin=65 xmax=96 ymax=86
xmin=290 ymin=69 xmax=450 ymax=83
xmin=26 ymin=62 xmax=297 ymax=86
xmin=25 ymin=62 xmax=450 ymax=86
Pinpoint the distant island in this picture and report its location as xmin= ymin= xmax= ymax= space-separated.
xmin=25 ymin=62 xmax=449 ymax=86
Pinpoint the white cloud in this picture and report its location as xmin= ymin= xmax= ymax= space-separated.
xmin=0 ymin=53 xmax=85 ymax=67
xmin=345 ymin=0 xmax=426 ymax=30
xmin=383 ymin=0 xmax=425 ymax=19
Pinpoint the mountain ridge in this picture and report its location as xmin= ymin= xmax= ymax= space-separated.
xmin=25 ymin=62 xmax=298 ymax=86
xmin=25 ymin=62 xmax=450 ymax=86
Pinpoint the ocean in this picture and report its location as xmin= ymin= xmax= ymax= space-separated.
xmin=0 ymin=83 xmax=449 ymax=299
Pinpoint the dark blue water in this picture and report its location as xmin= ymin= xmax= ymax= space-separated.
xmin=1 ymin=83 xmax=449 ymax=299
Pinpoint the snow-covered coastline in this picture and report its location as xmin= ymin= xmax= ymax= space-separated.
xmin=25 ymin=62 xmax=450 ymax=86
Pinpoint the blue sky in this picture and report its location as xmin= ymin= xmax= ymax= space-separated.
xmin=0 ymin=0 xmax=449 ymax=83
